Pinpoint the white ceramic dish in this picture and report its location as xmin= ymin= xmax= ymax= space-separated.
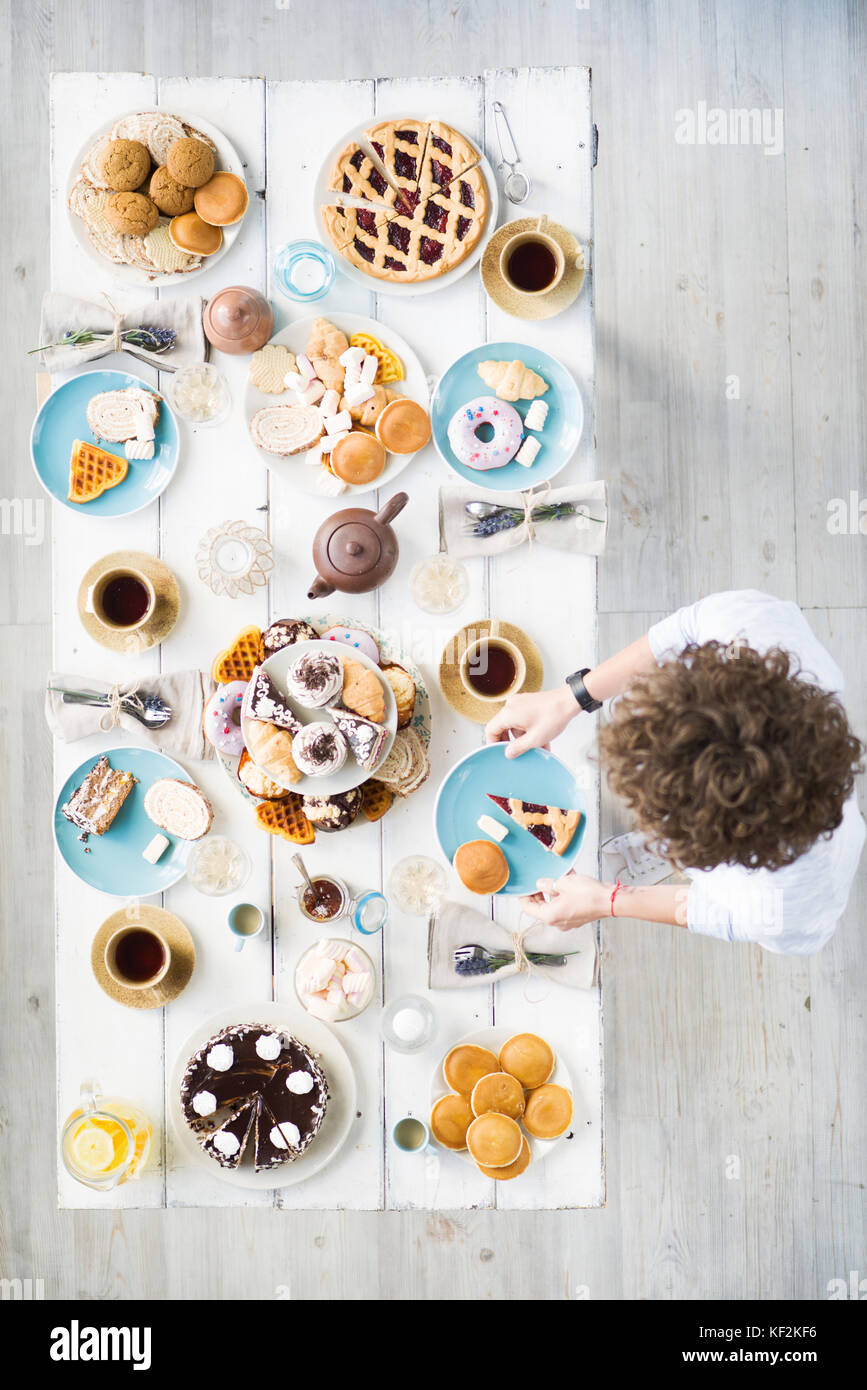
xmin=313 ymin=112 xmax=499 ymax=297
xmin=244 ymin=312 xmax=429 ymax=497
xmin=241 ymin=638 xmax=397 ymax=796
xmin=67 ymin=109 xmax=247 ymax=286
xmin=429 ymin=1026 xmax=574 ymax=1170
xmin=169 ymin=1001 xmax=356 ymax=1190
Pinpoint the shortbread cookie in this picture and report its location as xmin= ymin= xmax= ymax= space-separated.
xmin=143 ymin=222 xmax=202 ymax=273
xmin=249 ymin=344 xmax=297 ymax=395
xmin=120 ymin=234 xmax=156 ymax=271
xmin=84 ymin=208 xmax=128 ymax=263
xmin=68 ymin=177 xmax=110 ymax=221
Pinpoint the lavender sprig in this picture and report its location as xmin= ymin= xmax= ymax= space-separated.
xmin=464 ymin=501 xmax=604 ymax=538
xmin=28 ymin=325 xmax=177 ymax=356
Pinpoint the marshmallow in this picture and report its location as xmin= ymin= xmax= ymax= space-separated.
xmin=304 ymin=956 xmax=337 ymax=992
xmin=283 ymin=371 xmax=308 ymax=392
xmin=317 ymin=938 xmax=348 ymax=959
xmin=342 ymin=382 xmax=376 ymax=409
xmin=342 ymin=970 xmax=372 ymax=996
xmin=319 ymin=430 xmax=348 ymax=453
xmin=343 ymin=945 xmax=369 ymax=973
xmin=125 ymin=438 xmax=154 ymax=460
xmin=294 ymin=380 xmax=326 ymax=407
xmin=316 ymin=468 xmax=347 ymax=497
xmin=524 ymin=399 xmax=549 ymax=432
xmin=141 ymin=832 xmax=169 ymax=863
xmin=319 ymin=388 xmax=341 ymax=417
xmin=339 ymin=346 xmax=366 ymax=372
xmin=326 ymin=984 xmax=347 ymax=1009
xmin=515 ymin=436 xmax=541 ymax=467
xmin=477 ymin=814 xmax=508 ymax=842
xmin=295 ymin=353 xmax=316 ymax=380
xmin=324 ymin=410 xmax=352 ymax=435
xmin=359 ymin=354 xmax=378 ymax=386
xmin=135 ymin=410 xmax=155 ymax=442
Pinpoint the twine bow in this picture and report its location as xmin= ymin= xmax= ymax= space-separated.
xmin=102 ymin=293 xmax=125 ymax=355
xmin=505 ymin=481 xmax=553 ymax=573
xmin=97 ymin=679 xmax=144 ymax=732
xmin=511 ymin=919 xmax=555 ymax=1003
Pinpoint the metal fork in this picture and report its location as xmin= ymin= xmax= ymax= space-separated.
xmin=454 ymin=943 xmax=576 ymax=970
xmin=51 ymin=688 xmax=173 ymax=729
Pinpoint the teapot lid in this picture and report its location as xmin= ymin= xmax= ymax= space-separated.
xmin=205 ymin=286 xmax=268 ymax=340
xmin=326 ymin=520 xmax=382 ymax=577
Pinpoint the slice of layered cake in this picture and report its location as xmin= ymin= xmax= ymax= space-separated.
xmin=61 ymin=754 xmax=138 ymax=836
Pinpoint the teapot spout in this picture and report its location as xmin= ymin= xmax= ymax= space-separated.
xmin=307 ymin=575 xmax=335 ymax=600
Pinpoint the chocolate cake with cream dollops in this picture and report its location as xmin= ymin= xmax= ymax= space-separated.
xmin=180 ymin=1023 xmax=328 ymax=1171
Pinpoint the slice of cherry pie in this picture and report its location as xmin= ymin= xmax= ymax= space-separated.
xmin=486 ymin=795 xmax=583 ymax=857
xmin=327 ymin=141 xmax=399 ymax=210
xmin=366 ymin=119 xmax=430 ymax=216
xmin=417 ymin=119 xmax=482 ymax=200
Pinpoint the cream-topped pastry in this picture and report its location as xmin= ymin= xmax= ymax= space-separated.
xmin=292 ymin=721 xmax=348 ymax=777
xmin=285 ymin=649 xmax=343 ymax=708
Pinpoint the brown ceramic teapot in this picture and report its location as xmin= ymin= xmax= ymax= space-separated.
xmin=203 ymin=286 xmax=274 ymax=355
xmin=307 ymin=493 xmax=409 ymax=600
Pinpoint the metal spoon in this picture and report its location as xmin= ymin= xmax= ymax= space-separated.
xmin=465 ymin=500 xmax=509 ymax=519
xmin=292 ymin=853 xmax=315 ymax=892
xmin=492 ymin=101 xmax=531 ymax=204
xmin=54 ymin=688 xmax=173 ymax=729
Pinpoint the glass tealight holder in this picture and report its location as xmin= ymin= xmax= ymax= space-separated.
xmin=273 ymin=239 xmax=336 ymax=303
xmin=186 ymin=836 xmax=251 ymax=897
xmin=410 ymin=554 xmax=470 ymax=615
xmin=196 ymin=519 xmax=274 ymax=598
xmin=381 ymin=995 xmax=436 ymax=1054
xmin=389 ymin=856 xmax=449 ymax=916
xmin=169 ymin=362 xmax=231 ymax=426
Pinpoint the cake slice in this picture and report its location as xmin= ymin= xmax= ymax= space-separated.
xmin=486 ymin=795 xmax=583 ymax=857
xmin=143 ymin=778 xmax=213 ymax=840
xmin=61 ymin=755 xmax=138 ymax=836
xmin=243 ymin=666 xmax=301 ymax=734
xmin=200 ymin=1100 xmax=257 ymax=1170
xmin=329 ymin=708 xmax=390 ymax=772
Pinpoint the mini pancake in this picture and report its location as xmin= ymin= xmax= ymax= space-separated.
xmin=194 ymin=170 xmax=249 ymax=226
xmin=499 ymin=1033 xmax=555 ymax=1090
xmin=374 ymin=397 xmax=432 ymax=454
xmin=453 ymin=838 xmax=509 ymax=894
xmin=476 ymin=1135 xmax=531 ymax=1181
xmin=442 ymin=1043 xmax=499 ymax=1096
xmin=466 ymin=1112 xmax=523 ymax=1169
xmin=430 ymin=1093 xmax=474 ymax=1150
xmin=331 ymin=431 xmax=387 ymax=485
xmin=522 ymin=1083 xmax=574 ymax=1139
xmin=169 ymin=212 xmax=222 ymax=256
xmin=470 ymin=1071 xmax=525 ymax=1121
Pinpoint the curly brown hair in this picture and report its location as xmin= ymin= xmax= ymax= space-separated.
xmin=597 ymin=641 xmax=863 ymax=871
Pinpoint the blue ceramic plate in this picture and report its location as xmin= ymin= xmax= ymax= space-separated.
xmin=431 ymin=341 xmax=583 ymax=492
xmin=434 ymin=743 xmax=586 ymax=896
xmin=31 ymin=370 xmax=179 ymax=516
xmin=54 ymin=746 xmax=194 ymax=896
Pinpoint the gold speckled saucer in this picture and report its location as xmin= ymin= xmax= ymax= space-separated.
xmin=77 ymin=549 xmax=181 ymax=654
xmin=438 ymin=618 xmax=544 ymax=725
xmin=481 ymin=216 xmax=586 ymax=321
xmin=91 ymin=904 xmax=195 ymax=1009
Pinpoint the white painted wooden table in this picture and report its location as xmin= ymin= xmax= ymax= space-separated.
xmin=50 ymin=68 xmax=600 ymax=1210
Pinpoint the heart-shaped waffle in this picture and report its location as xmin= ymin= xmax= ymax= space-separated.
xmin=212 ymin=625 xmax=262 ymax=684
xmin=68 ymin=440 xmax=128 ymax=504
xmin=361 ymin=779 xmax=394 ymax=822
xmin=254 ymin=794 xmax=314 ymax=845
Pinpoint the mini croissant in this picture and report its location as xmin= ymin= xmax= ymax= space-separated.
xmin=476 ymin=359 xmax=549 ymax=402
xmin=306 ymin=317 xmax=350 ymax=393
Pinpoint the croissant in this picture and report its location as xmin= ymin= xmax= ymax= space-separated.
xmin=306 ymin=317 xmax=349 ymax=393
xmin=476 ymin=359 xmax=549 ymax=402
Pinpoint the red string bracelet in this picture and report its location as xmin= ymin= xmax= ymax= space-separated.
xmin=609 ymin=879 xmax=623 ymax=917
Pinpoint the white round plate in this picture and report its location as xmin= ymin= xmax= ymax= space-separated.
xmin=216 ymin=611 xmax=432 ymax=806
xmin=430 ymin=1027 xmax=574 ymax=1169
xmin=67 ymin=110 xmax=247 ymax=286
xmin=169 ymin=1000 xmax=357 ymax=1189
xmin=241 ymin=638 xmax=397 ymax=796
xmin=244 ymin=313 xmax=429 ymax=497
xmin=313 ymin=112 xmax=499 ymax=297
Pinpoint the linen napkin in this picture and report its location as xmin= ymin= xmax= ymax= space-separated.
xmin=34 ymin=292 xmax=208 ymax=371
xmin=439 ymin=480 xmax=608 ymax=559
xmin=428 ymin=900 xmax=598 ymax=991
xmin=45 ymin=670 xmax=216 ymax=762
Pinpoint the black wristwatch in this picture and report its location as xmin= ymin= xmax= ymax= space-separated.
xmin=566 ymin=668 xmax=602 ymax=713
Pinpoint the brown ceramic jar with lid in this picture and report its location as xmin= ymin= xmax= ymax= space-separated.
xmin=203 ymin=286 xmax=274 ymax=355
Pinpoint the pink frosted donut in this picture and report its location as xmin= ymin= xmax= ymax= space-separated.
xmin=204 ymin=681 xmax=248 ymax=757
xmin=447 ymin=395 xmax=524 ymax=470
xmin=320 ymin=625 xmax=380 ymax=665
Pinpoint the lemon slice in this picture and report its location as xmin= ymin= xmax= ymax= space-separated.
xmin=70 ymin=1123 xmax=116 ymax=1173
xmin=349 ymin=332 xmax=404 ymax=384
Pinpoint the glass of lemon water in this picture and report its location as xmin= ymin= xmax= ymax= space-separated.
xmin=61 ymin=1079 xmax=152 ymax=1191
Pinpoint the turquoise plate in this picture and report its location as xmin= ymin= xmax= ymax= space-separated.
xmin=54 ymin=746 xmax=194 ymax=896
xmin=31 ymin=369 xmax=179 ymax=516
xmin=434 ymin=743 xmax=586 ymax=896
xmin=431 ymin=340 xmax=583 ymax=492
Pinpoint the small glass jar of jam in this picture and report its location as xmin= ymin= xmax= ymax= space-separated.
xmin=297 ymin=874 xmax=350 ymax=924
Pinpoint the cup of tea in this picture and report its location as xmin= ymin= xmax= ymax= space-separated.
xmin=391 ymin=1116 xmax=434 ymax=1154
xmin=104 ymin=923 xmax=171 ymax=991
xmin=499 ymin=216 xmax=577 ymax=297
xmin=85 ymin=565 xmax=155 ymax=634
xmin=460 ymin=633 xmax=526 ymax=703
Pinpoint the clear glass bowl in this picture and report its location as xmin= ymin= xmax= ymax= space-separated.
xmin=273 ymin=239 xmax=336 ymax=303
xmin=294 ymin=938 xmax=377 ymax=1022
xmin=410 ymin=554 xmax=470 ymax=615
xmin=169 ymin=362 xmax=232 ymax=426
xmin=381 ymin=995 xmax=436 ymax=1054
xmin=185 ymin=836 xmax=251 ymax=897
xmin=388 ymin=856 xmax=449 ymax=916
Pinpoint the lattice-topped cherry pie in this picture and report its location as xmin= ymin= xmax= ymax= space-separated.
xmin=487 ymin=795 xmax=583 ymax=857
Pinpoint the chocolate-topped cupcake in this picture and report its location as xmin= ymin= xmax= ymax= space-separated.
xmin=302 ymin=786 xmax=363 ymax=832
xmin=286 ymin=649 xmax=343 ymax=709
xmin=260 ymin=618 xmax=319 ymax=661
xmin=293 ymin=722 xmax=348 ymax=777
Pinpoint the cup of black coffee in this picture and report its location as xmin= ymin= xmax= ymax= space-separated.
xmin=86 ymin=565 xmax=155 ymax=634
xmin=500 ymin=216 xmax=575 ymax=297
xmin=104 ymin=924 xmax=171 ymax=991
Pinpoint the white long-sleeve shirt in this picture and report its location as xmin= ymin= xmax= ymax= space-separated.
xmin=647 ymin=590 xmax=865 ymax=955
